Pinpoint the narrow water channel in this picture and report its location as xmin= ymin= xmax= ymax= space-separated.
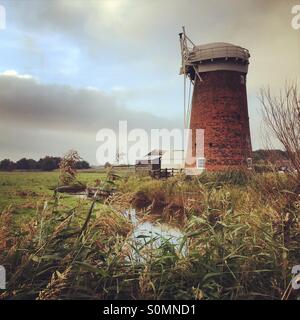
xmin=123 ymin=208 xmax=187 ymax=256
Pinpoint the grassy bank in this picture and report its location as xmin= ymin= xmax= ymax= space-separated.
xmin=0 ymin=170 xmax=299 ymax=299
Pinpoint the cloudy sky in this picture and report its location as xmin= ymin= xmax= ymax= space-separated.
xmin=0 ymin=0 xmax=299 ymax=164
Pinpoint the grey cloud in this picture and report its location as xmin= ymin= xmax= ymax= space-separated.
xmin=0 ymin=73 xmax=181 ymax=163
xmin=0 ymin=73 xmax=181 ymax=134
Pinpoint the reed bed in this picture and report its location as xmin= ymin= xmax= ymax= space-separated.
xmin=0 ymin=171 xmax=299 ymax=300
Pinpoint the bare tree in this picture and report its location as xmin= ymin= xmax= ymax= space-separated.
xmin=260 ymin=82 xmax=300 ymax=188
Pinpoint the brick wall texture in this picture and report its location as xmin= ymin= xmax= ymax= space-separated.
xmin=186 ymin=70 xmax=252 ymax=171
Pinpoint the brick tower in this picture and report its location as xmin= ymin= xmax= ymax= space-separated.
xmin=179 ymin=29 xmax=252 ymax=173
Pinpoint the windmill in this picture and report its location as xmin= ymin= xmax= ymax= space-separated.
xmin=178 ymin=27 xmax=252 ymax=173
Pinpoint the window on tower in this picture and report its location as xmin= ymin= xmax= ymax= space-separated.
xmin=197 ymin=157 xmax=205 ymax=169
xmin=247 ymin=158 xmax=253 ymax=168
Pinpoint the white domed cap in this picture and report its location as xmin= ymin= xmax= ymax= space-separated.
xmin=189 ymin=42 xmax=250 ymax=63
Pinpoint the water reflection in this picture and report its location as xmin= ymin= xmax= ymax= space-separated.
xmin=123 ymin=209 xmax=187 ymax=257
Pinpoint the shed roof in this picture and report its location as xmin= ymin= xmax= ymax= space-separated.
xmin=146 ymin=149 xmax=165 ymax=156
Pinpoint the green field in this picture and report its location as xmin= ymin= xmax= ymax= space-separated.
xmin=0 ymin=171 xmax=104 ymax=223
xmin=1 ymin=170 xmax=300 ymax=300
xmin=0 ymin=168 xmax=135 ymax=223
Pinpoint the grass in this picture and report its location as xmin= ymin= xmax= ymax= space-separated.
xmin=0 ymin=168 xmax=133 ymax=224
xmin=0 ymin=169 xmax=299 ymax=300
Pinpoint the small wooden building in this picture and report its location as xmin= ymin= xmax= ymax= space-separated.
xmin=135 ymin=149 xmax=162 ymax=173
xmin=135 ymin=149 xmax=184 ymax=177
xmin=135 ymin=155 xmax=161 ymax=171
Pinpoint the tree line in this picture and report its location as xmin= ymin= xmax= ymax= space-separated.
xmin=0 ymin=156 xmax=90 ymax=171
xmin=0 ymin=150 xmax=288 ymax=172
xmin=252 ymin=149 xmax=288 ymax=163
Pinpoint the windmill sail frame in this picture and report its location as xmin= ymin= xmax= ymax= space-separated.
xmin=179 ymin=27 xmax=202 ymax=130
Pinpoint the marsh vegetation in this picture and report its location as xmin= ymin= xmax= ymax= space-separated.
xmin=0 ymin=168 xmax=299 ymax=300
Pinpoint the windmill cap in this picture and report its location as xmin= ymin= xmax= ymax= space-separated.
xmin=190 ymin=42 xmax=250 ymax=62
